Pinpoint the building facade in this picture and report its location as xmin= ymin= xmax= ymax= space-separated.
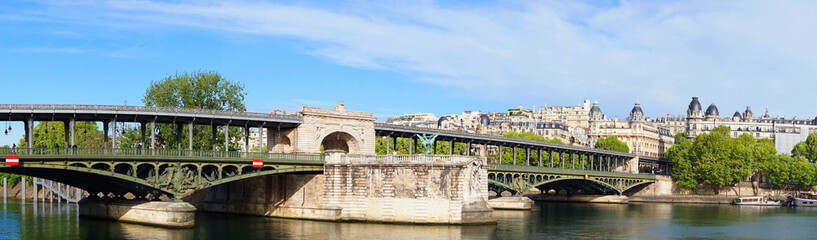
xmin=683 ymin=97 xmax=817 ymax=154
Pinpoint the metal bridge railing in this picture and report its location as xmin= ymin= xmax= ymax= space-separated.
xmin=0 ymin=148 xmax=324 ymax=162
xmin=0 ymin=104 xmax=302 ymax=122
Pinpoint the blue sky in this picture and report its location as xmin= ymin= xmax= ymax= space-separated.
xmin=2 ymin=0 xmax=817 ymax=145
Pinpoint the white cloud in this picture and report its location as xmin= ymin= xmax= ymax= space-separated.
xmin=15 ymin=0 xmax=817 ymax=117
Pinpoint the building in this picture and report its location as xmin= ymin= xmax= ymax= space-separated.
xmin=536 ymin=99 xmax=592 ymax=128
xmin=683 ymin=97 xmax=817 ymax=154
xmin=587 ymin=101 xmax=675 ymax=158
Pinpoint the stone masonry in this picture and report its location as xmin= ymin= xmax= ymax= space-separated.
xmin=202 ymin=154 xmax=495 ymax=224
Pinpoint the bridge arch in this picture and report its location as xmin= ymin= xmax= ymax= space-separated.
xmin=0 ymin=161 xmax=322 ymax=200
xmin=320 ymin=131 xmax=361 ymax=154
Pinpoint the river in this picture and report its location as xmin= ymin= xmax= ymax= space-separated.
xmin=1 ymin=199 xmax=815 ymax=239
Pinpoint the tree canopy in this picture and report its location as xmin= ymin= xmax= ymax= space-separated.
xmin=667 ymin=127 xmax=817 ymax=192
xmin=594 ymin=136 xmax=629 ymax=153
xmin=502 ymin=131 xmax=564 ymax=144
xmin=140 ymin=70 xmax=247 ymax=150
xmin=791 ymin=133 xmax=817 ymax=163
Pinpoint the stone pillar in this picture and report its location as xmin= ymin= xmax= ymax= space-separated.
xmin=449 ymin=141 xmax=454 ymax=155
xmin=385 ymin=136 xmax=390 ymax=154
xmin=571 ymin=153 xmax=575 ymax=169
xmin=466 ymin=142 xmax=471 ymax=156
xmin=480 ymin=144 xmax=487 ymax=157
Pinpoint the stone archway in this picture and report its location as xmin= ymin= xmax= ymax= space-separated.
xmin=320 ymin=131 xmax=360 ymax=154
xmin=295 ymin=101 xmax=376 ymax=155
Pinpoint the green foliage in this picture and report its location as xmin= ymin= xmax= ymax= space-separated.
xmin=249 ymin=145 xmax=268 ymax=153
xmin=594 ymin=136 xmax=630 ymax=153
xmin=791 ymin=133 xmax=817 ymax=163
xmin=667 ymin=135 xmax=697 ymax=188
xmin=502 ymin=131 xmax=564 ymax=144
xmin=18 ymin=121 xmax=107 ymax=148
xmin=140 ymin=70 xmax=247 ymax=151
xmin=0 ymin=173 xmax=30 ymax=186
xmin=664 ymin=126 xmax=807 ymax=192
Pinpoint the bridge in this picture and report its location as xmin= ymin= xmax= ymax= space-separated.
xmin=0 ymin=103 xmax=661 ymax=225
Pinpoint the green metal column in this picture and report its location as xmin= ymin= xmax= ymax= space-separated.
xmin=513 ymin=147 xmax=516 ymax=165
xmin=224 ymin=124 xmax=230 ymax=153
xmin=526 ymin=148 xmax=530 ymax=166
xmin=188 ymin=122 xmax=194 ymax=151
xmin=211 ymin=125 xmax=217 ymax=151
xmin=550 ymin=150 xmax=554 ymax=167
xmin=409 ymin=137 xmax=413 ymax=155
xmin=386 ymin=136 xmax=390 ymax=154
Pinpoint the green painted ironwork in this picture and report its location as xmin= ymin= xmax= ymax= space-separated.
xmin=416 ymin=133 xmax=439 ymax=155
xmin=488 ymin=163 xmax=654 ymax=195
xmin=0 ymin=148 xmax=324 ymax=199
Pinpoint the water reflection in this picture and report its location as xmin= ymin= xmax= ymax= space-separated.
xmin=2 ymin=199 xmax=817 ymax=239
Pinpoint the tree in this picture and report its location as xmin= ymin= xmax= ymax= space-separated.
xmin=667 ymin=134 xmax=696 ymax=188
xmin=140 ymin=70 xmax=247 ymax=151
xmin=501 ymin=131 xmax=564 ymax=165
xmin=594 ymin=136 xmax=629 ymax=153
xmin=18 ymin=121 xmax=107 ymax=148
xmin=792 ymin=133 xmax=817 ymax=163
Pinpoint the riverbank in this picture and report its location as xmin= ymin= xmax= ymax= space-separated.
xmin=628 ymin=195 xmax=735 ymax=204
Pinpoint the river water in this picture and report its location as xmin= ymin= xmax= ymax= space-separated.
xmin=1 ymin=199 xmax=815 ymax=239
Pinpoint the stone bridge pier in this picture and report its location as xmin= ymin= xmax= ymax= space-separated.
xmin=202 ymin=153 xmax=495 ymax=224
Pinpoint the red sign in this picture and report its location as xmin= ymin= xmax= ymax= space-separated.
xmin=252 ymin=159 xmax=263 ymax=168
xmin=5 ymin=156 xmax=19 ymax=166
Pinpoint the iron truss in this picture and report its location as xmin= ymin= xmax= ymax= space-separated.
xmin=487 ymin=164 xmax=655 ymax=195
xmin=0 ymin=148 xmax=324 ymax=199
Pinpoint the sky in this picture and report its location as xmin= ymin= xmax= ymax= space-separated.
xmin=2 ymin=0 xmax=817 ymax=145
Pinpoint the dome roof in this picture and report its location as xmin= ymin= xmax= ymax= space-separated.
xmin=733 ymin=111 xmax=742 ymax=118
xmin=589 ymin=101 xmax=602 ymax=115
xmin=744 ymin=106 xmax=753 ymax=115
xmin=630 ymin=102 xmax=643 ymax=115
xmin=480 ymin=114 xmax=490 ymax=126
xmin=437 ymin=116 xmax=448 ymax=126
xmin=688 ymin=97 xmax=702 ymax=112
xmin=705 ymin=103 xmax=719 ymax=116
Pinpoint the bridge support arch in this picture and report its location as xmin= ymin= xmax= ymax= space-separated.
xmin=295 ymin=101 xmax=376 ymax=155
